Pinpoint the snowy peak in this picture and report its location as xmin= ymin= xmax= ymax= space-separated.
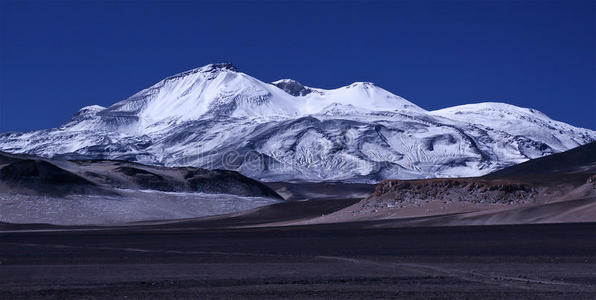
xmin=432 ymin=102 xmax=546 ymax=117
xmin=164 ymin=63 xmax=239 ymax=80
xmin=1 ymin=63 xmax=594 ymax=183
xmin=77 ymin=63 xmax=429 ymax=132
xmin=347 ymin=82 xmax=376 ymax=88
xmin=94 ymin=63 xmax=293 ymax=130
xmin=201 ymin=62 xmax=238 ymax=72
xmin=430 ymin=101 xmax=595 ymax=154
xmin=322 ymin=81 xmax=425 ymax=113
xmin=430 ymin=102 xmax=566 ymax=131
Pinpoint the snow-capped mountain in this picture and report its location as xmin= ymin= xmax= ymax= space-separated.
xmin=1 ymin=63 xmax=594 ymax=182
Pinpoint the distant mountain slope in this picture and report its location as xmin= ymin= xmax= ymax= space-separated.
xmin=0 ymin=63 xmax=594 ymax=182
xmin=0 ymin=151 xmax=281 ymax=198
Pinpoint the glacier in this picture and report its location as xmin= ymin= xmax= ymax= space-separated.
xmin=0 ymin=63 xmax=594 ymax=183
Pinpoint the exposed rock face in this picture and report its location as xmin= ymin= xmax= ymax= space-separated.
xmin=369 ymin=178 xmax=537 ymax=208
xmin=271 ymin=79 xmax=315 ymax=96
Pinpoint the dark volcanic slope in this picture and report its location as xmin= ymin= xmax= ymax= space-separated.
xmin=0 ymin=151 xmax=281 ymax=199
xmin=0 ymin=153 xmax=109 ymax=196
xmin=485 ymin=141 xmax=595 ymax=178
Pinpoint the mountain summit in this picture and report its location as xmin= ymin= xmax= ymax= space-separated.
xmin=1 ymin=63 xmax=594 ymax=182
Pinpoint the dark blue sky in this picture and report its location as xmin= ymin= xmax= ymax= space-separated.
xmin=1 ymin=0 xmax=594 ymax=131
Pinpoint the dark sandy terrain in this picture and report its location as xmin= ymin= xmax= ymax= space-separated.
xmin=1 ymin=222 xmax=595 ymax=299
